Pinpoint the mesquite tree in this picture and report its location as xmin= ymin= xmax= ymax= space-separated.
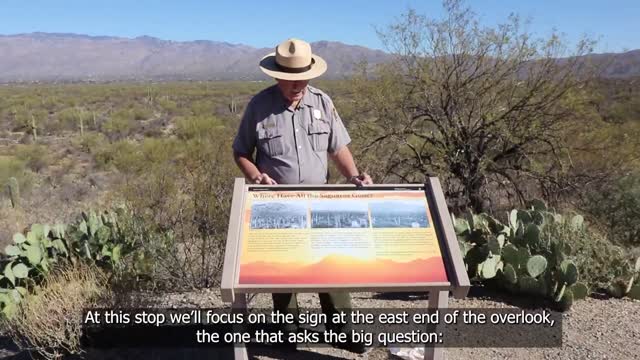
xmin=350 ymin=0 xmax=598 ymax=213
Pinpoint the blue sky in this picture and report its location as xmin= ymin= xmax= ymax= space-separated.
xmin=1 ymin=0 xmax=638 ymax=53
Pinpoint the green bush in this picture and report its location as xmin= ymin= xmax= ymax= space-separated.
xmin=94 ymin=140 xmax=137 ymax=170
xmin=93 ymin=138 xmax=177 ymax=173
xmin=544 ymin=218 xmax=634 ymax=292
xmin=11 ymin=106 xmax=32 ymax=130
xmin=56 ymin=108 xmax=77 ymax=127
xmin=118 ymin=135 xmax=236 ymax=289
xmin=157 ymin=97 xmax=179 ymax=115
xmin=55 ymin=107 xmax=92 ymax=132
xmin=174 ymin=115 xmax=224 ymax=140
xmin=75 ymin=132 xmax=108 ymax=154
xmin=129 ymin=105 xmax=153 ymax=121
xmin=102 ymin=110 xmax=135 ymax=139
xmin=189 ymin=99 xmax=215 ymax=116
xmin=585 ymin=173 xmax=640 ymax=247
xmin=0 ymin=156 xmax=33 ymax=199
xmin=14 ymin=144 xmax=50 ymax=173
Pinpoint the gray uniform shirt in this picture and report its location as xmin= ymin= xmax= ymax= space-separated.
xmin=232 ymin=85 xmax=351 ymax=185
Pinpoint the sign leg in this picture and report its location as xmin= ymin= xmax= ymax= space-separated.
xmin=424 ymin=290 xmax=448 ymax=360
xmin=233 ymin=293 xmax=249 ymax=360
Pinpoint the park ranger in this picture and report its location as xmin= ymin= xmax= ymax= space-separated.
xmin=232 ymin=38 xmax=371 ymax=353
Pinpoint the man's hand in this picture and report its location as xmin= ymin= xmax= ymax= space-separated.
xmin=330 ymin=147 xmax=374 ymax=186
xmin=252 ymin=173 xmax=278 ymax=185
xmin=233 ymin=152 xmax=278 ymax=185
xmin=348 ymin=173 xmax=373 ymax=186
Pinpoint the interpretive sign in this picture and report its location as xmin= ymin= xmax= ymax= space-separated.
xmin=221 ymin=178 xmax=469 ymax=300
xmin=238 ymin=189 xmax=447 ymax=285
xmin=220 ymin=178 xmax=469 ymax=360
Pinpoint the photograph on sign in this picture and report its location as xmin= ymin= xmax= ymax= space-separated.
xmin=237 ymin=190 xmax=448 ymax=285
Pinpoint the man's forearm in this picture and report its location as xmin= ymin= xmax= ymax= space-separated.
xmin=234 ymin=151 xmax=278 ymax=184
xmin=233 ymin=152 xmax=261 ymax=181
xmin=330 ymin=146 xmax=359 ymax=179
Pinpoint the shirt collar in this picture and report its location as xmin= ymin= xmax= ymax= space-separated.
xmin=300 ymin=87 xmax=314 ymax=107
xmin=276 ymin=85 xmax=314 ymax=112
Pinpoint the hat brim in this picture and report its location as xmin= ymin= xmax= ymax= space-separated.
xmin=259 ymin=52 xmax=327 ymax=81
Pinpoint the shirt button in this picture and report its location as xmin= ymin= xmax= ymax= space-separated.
xmin=298 ymin=145 xmax=302 ymax=149
xmin=295 ymin=128 xmax=299 ymax=132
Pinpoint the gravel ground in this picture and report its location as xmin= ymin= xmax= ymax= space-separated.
xmin=1 ymin=288 xmax=638 ymax=359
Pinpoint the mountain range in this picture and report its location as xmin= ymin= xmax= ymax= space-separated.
xmin=0 ymin=32 xmax=639 ymax=83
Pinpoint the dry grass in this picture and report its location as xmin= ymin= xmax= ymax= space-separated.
xmin=0 ymin=206 xmax=28 ymax=250
xmin=3 ymin=263 xmax=109 ymax=360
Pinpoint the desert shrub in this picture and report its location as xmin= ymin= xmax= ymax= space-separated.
xmin=190 ymin=99 xmax=215 ymax=116
xmin=138 ymin=138 xmax=178 ymax=166
xmin=55 ymin=107 xmax=92 ymax=133
xmin=0 ymin=207 xmax=27 ymax=252
xmin=543 ymin=216 xmax=636 ymax=292
xmin=174 ymin=115 xmax=224 ymax=140
xmin=75 ymin=131 xmax=108 ymax=154
xmin=40 ymin=96 xmax=59 ymax=113
xmin=3 ymin=263 xmax=108 ymax=360
xmin=56 ymin=107 xmax=77 ymax=127
xmin=94 ymin=138 xmax=177 ymax=173
xmin=0 ymin=157 xmax=25 ymax=185
xmin=108 ymin=212 xmax=174 ymax=291
xmin=102 ymin=110 xmax=135 ymax=140
xmin=0 ymin=156 xmax=33 ymax=199
xmin=119 ymin=133 xmax=236 ymax=289
xmin=157 ymin=97 xmax=178 ymax=115
xmin=129 ymin=105 xmax=153 ymax=121
xmin=11 ymin=106 xmax=32 ymax=131
xmin=584 ymin=173 xmax=640 ymax=247
xmin=13 ymin=144 xmax=50 ymax=173
xmin=94 ymin=140 xmax=137 ymax=170
xmin=348 ymin=1 xmax=603 ymax=214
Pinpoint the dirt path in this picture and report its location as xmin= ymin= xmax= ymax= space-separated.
xmin=245 ymin=291 xmax=639 ymax=360
xmin=1 ymin=288 xmax=638 ymax=359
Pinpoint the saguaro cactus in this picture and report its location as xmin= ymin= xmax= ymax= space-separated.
xmin=229 ymin=95 xmax=237 ymax=114
xmin=31 ymin=115 xmax=38 ymax=142
xmin=7 ymin=177 xmax=19 ymax=208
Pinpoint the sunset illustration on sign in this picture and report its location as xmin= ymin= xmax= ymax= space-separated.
xmin=237 ymin=191 xmax=448 ymax=285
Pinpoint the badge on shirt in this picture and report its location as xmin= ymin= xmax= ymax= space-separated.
xmin=313 ymin=109 xmax=322 ymax=119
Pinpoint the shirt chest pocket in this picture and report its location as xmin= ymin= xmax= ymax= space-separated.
xmin=307 ymin=120 xmax=330 ymax=152
xmin=257 ymin=126 xmax=285 ymax=157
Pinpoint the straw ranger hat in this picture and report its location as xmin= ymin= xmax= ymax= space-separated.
xmin=259 ymin=38 xmax=327 ymax=81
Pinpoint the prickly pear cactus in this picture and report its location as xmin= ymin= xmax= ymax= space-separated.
xmin=627 ymin=284 xmax=640 ymax=300
xmin=527 ymin=255 xmax=547 ymax=278
xmin=453 ymin=201 xmax=595 ymax=311
xmin=0 ymin=206 xmax=136 ymax=318
xmin=559 ymin=289 xmax=574 ymax=311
